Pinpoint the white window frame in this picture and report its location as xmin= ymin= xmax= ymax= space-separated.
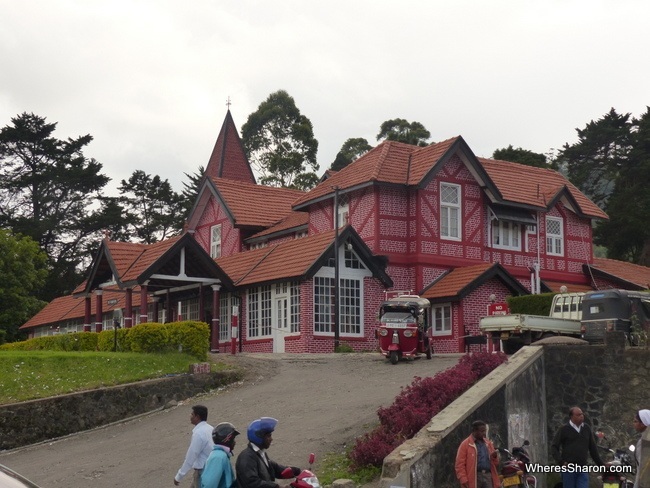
xmin=247 ymin=286 xmax=272 ymax=338
xmin=219 ymin=294 xmax=232 ymax=341
xmin=210 ymin=224 xmax=222 ymax=258
xmin=335 ymin=194 xmax=349 ymax=228
xmin=430 ymin=303 xmax=452 ymax=336
xmin=440 ymin=183 xmax=461 ymax=240
xmin=491 ymin=219 xmax=521 ymax=251
xmin=546 ymin=216 xmax=564 ymax=256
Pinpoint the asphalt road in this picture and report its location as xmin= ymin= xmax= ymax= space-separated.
xmin=0 ymin=352 xmax=461 ymax=488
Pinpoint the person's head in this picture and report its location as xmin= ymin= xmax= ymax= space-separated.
xmin=634 ymin=410 xmax=650 ymax=433
xmin=212 ymin=422 xmax=240 ymax=451
xmin=191 ymin=405 xmax=208 ymax=425
xmin=569 ymin=407 xmax=584 ymax=427
xmin=471 ymin=420 xmax=488 ymax=440
xmin=247 ymin=417 xmax=278 ymax=449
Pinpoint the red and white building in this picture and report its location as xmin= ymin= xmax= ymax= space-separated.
xmin=21 ymin=111 xmax=650 ymax=354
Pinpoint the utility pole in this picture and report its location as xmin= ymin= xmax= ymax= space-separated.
xmin=333 ymin=186 xmax=340 ymax=351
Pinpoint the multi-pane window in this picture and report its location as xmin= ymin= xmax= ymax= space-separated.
xmin=186 ymin=298 xmax=199 ymax=321
xmin=314 ymin=277 xmax=335 ymax=333
xmin=290 ymin=282 xmax=300 ymax=333
xmin=492 ymin=220 xmax=521 ymax=250
xmin=440 ymin=183 xmax=461 ymax=239
xmin=247 ymin=286 xmax=272 ymax=338
xmin=546 ymin=217 xmax=564 ymax=256
xmin=313 ymin=276 xmax=362 ymax=335
xmin=431 ymin=304 xmax=452 ymax=335
xmin=339 ymin=278 xmax=361 ymax=334
xmin=219 ymin=294 xmax=232 ymax=341
xmin=210 ymin=224 xmax=222 ymax=258
xmin=344 ymin=248 xmax=365 ymax=269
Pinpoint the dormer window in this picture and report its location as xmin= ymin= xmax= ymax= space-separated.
xmin=492 ymin=220 xmax=521 ymax=250
xmin=546 ymin=216 xmax=564 ymax=256
xmin=440 ymin=183 xmax=461 ymax=240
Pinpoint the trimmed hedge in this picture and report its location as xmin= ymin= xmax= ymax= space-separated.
xmin=0 ymin=321 xmax=210 ymax=360
xmin=507 ymin=292 xmax=557 ymax=316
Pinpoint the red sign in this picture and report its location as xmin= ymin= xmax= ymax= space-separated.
xmin=487 ymin=303 xmax=510 ymax=315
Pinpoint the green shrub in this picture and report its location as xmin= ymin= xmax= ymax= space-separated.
xmin=507 ymin=292 xmax=556 ymax=315
xmin=163 ymin=321 xmax=210 ymax=361
xmin=1 ymin=321 xmax=208 ymax=360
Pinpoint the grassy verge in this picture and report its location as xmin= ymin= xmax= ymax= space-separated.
xmin=317 ymin=451 xmax=381 ymax=486
xmin=0 ymin=350 xmax=230 ymax=405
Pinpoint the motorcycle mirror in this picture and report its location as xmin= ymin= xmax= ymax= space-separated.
xmin=629 ymin=445 xmax=636 ymax=452
xmin=523 ymin=440 xmax=530 ymax=446
xmin=309 ymin=453 xmax=316 ymax=465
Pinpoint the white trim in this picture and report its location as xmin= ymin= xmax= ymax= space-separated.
xmin=440 ymin=182 xmax=461 ymax=241
xmin=546 ymin=216 xmax=564 ymax=256
xmin=430 ymin=303 xmax=452 ymax=336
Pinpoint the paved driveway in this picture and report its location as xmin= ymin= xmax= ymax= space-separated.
xmin=0 ymin=352 xmax=461 ymax=487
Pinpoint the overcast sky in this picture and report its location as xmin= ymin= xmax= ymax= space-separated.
xmin=1 ymin=0 xmax=648 ymax=195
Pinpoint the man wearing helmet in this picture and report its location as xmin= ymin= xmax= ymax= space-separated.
xmin=235 ymin=417 xmax=301 ymax=488
xmin=201 ymin=422 xmax=240 ymax=488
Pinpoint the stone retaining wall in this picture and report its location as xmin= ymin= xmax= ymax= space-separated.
xmin=0 ymin=370 xmax=241 ymax=451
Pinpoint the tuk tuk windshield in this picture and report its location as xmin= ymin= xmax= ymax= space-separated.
xmin=380 ymin=311 xmax=417 ymax=324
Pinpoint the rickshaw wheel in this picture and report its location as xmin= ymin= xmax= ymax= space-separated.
xmin=390 ymin=351 xmax=399 ymax=364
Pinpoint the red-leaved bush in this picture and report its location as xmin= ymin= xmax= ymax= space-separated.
xmin=349 ymin=352 xmax=507 ymax=468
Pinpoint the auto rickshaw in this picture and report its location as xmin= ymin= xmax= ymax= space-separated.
xmin=376 ymin=294 xmax=433 ymax=364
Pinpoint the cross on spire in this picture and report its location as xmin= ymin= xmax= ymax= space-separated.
xmin=226 ymin=96 xmax=231 ymax=109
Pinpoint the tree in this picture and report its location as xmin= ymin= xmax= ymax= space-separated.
xmin=118 ymin=170 xmax=185 ymax=244
xmin=560 ymin=108 xmax=633 ymax=208
xmin=0 ymin=230 xmax=48 ymax=343
xmin=181 ymin=165 xmax=205 ymax=215
xmin=493 ymin=145 xmax=556 ymax=169
xmin=330 ymin=138 xmax=373 ymax=171
xmin=593 ymin=107 xmax=650 ymax=265
xmin=241 ymin=90 xmax=319 ymax=190
xmin=0 ymin=113 xmax=114 ymax=300
xmin=376 ymin=119 xmax=430 ymax=146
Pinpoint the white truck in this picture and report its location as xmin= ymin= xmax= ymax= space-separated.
xmin=479 ymin=292 xmax=584 ymax=354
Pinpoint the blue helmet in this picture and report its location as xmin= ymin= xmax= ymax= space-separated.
xmin=247 ymin=417 xmax=278 ymax=446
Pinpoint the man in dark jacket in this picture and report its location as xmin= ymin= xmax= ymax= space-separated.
xmin=235 ymin=417 xmax=300 ymax=488
xmin=551 ymin=406 xmax=604 ymax=488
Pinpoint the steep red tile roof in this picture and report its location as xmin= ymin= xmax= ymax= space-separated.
xmin=212 ymin=177 xmax=305 ymax=228
xmin=421 ymin=263 xmax=495 ymax=299
xmin=589 ymin=258 xmax=650 ymax=290
xmin=479 ymin=158 xmax=608 ymax=219
xmin=217 ymin=230 xmax=336 ymax=286
xmin=21 ymin=289 xmax=145 ymax=330
xmin=292 ymin=136 xmax=606 ymax=221
xmin=120 ymin=236 xmax=181 ymax=282
xmin=205 ymin=110 xmax=256 ymax=183
xmin=247 ymin=211 xmax=309 ymax=240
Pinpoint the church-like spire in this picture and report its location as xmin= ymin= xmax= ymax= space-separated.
xmin=204 ymin=107 xmax=256 ymax=184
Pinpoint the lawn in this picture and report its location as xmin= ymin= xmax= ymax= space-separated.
xmin=0 ymin=350 xmax=225 ymax=405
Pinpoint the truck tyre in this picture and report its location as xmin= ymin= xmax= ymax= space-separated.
xmin=390 ymin=351 xmax=399 ymax=364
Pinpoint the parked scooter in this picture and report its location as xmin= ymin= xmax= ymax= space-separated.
xmin=497 ymin=440 xmax=536 ymax=488
xmin=286 ymin=453 xmax=320 ymax=488
xmin=597 ymin=443 xmax=635 ymax=488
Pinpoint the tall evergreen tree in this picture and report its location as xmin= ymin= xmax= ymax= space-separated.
xmin=180 ymin=165 xmax=205 ymax=215
xmin=330 ymin=138 xmax=373 ymax=171
xmin=493 ymin=145 xmax=555 ymax=169
xmin=118 ymin=170 xmax=185 ymax=244
xmin=593 ymin=107 xmax=650 ymax=265
xmin=0 ymin=113 xmax=114 ymax=299
xmin=377 ymin=119 xmax=430 ymax=146
xmin=560 ymin=108 xmax=633 ymax=208
xmin=241 ymin=90 xmax=319 ymax=190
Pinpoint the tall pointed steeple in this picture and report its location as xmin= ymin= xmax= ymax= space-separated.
xmin=204 ymin=110 xmax=256 ymax=184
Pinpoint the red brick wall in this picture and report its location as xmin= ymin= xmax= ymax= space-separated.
xmin=195 ymin=195 xmax=241 ymax=257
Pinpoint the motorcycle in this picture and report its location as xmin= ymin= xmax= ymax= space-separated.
xmin=497 ymin=440 xmax=536 ymax=488
xmin=597 ymin=443 xmax=635 ymax=488
xmin=285 ymin=453 xmax=321 ymax=488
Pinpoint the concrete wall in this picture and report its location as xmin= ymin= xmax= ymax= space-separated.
xmin=379 ymin=338 xmax=650 ymax=488
xmin=0 ymin=370 xmax=241 ymax=451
